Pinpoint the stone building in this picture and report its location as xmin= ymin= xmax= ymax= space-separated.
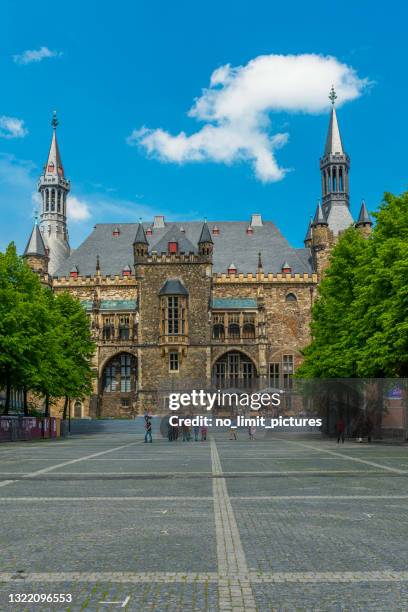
xmin=22 ymin=91 xmax=372 ymax=417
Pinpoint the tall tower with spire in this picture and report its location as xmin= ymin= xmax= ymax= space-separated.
xmin=38 ymin=112 xmax=70 ymax=275
xmin=320 ymin=87 xmax=354 ymax=235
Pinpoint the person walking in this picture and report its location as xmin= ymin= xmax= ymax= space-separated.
xmin=182 ymin=423 xmax=190 ymax=442
xmin=144 ymin=415 xmax=153 ymax=443
xmin=336 ymin=417 xmax=345 ymax=444
xmin=229 ymin=417 xmax=238 ymax=440
xmin=201 ymin=425 xmax=208 ymax=441
xmin=249 ymin=425 xmax=256 ymax=440
xmin=193 ymin=425 xmax=200 ymax=442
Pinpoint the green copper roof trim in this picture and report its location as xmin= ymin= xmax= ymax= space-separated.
xmin=80 ymin=299 xmax=137 ymax=311
xmin=211 ymin=298 xmax=257 ymax=310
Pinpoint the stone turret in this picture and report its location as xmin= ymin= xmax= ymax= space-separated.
xmin=355 ymin=200 xmax=373 ymax=238
xmin=198 ymin=220 xmax=213 ymax=259
xmin=38 ymin=111 xmax=70 ymax=275
xmin=311 ymin=201 xmax=333 ymax=276
xmin=133 ymin=221 xmax=149 ymax=262
xmin=23 ymin=218 xmax=49 ymax=274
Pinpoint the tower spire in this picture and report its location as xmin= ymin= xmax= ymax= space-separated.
xmin=38 ymin=112 xmax=71 ymax=275
xmin=319 ymin=88 xmax=353 ymax=235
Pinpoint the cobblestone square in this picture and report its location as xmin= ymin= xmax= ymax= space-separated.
xmin=1 ymin=429 xmax=408 ymax=611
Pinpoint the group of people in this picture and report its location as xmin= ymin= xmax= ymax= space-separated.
xmin=229 ymin=423 xmax=257 ymax=440
xmin=167 ymin=422 xmax=208 ymax=442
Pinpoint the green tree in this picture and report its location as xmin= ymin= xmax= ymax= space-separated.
xmin=353 ymin=192 xmax=408 ymax=377
xmin=0 ymin=244 xmax=49 ymax=413
xmin=297 ymin=227 xmax=368 ymax=378
xmin=0 ymin=243 xmax=95 ymax=416
xmin=298 ymin=191 xmax=408 ymax=379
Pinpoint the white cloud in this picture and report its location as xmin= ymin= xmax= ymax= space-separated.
xmin=128 ymin=53 xmax=370 ymax=182
xmin=67 ymin=195 xmax=91 ymax=221
xmin=13 ymin=46 xmax=62 ymax=65
xmin=0 ymin=116 xmax=28 ymax=139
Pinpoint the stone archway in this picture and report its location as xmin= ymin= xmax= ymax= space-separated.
xmin=212 ymin=351 xmax=258 ymax=390
xmin=99 ymin=351 xmax=137 ymax=417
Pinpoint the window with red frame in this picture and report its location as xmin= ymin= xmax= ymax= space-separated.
xmin=168 ymin=241 xmax=178 ymax=254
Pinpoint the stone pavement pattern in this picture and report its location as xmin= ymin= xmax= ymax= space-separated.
xmin=1 ymin=428 xmax=408 ymax=611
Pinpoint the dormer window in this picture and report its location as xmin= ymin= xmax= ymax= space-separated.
xmin=246 ymin=226 xmax=253 ymax=235
xmin=228 ymin=263 xmax=237 ymax=274
xmin=281 ymin=261 xmax=292 ymax=274
xmin=212 ymin=225 xmax=220 ymax=235
xmin=47 ymin=162 xmax=55 ymax=173
xmin=122 ymin=265 xmax=132 ymax=276
xmin=168 ymin=241 xmax=178 ymax=254
xmin=146 ymin=227 xmax=153 ymax=236
xmin=70 ymin=266 xmax=79 ymax=278
xmin=113 ymin=227 xmax=120 ymax=237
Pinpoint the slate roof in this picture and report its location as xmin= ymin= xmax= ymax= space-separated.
xmin=198 ymin=222 xmax=213 ymax=244
xmin=55 ymin=220 xmax=313 ymax=277
xmin=133 ymin=223 xmax=148 ymax=244
xmin=212 ymin=298 xmax=257 ymax=309
xmin=357 ymin=200 xmax=372 ymax=225
xmin=159 ymin=279 xmax=189 ymax=296
xmin=24 ymin=223 xmax=47 ymax=257
xmin=325 ymin=204 xmax=354 ymax=235
xmin=324 ymin=106 xmax=344 ymax=156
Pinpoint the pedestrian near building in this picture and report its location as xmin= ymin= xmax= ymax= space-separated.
xmin=201 ymin=425 xmax=208 ymax=441
xmin=229 ymin=418 xmax=238 ymax=440
xmin=144 ymin=415 xmax=153 ymax=443
xmin=336 ymin=417 xmax=345 ymax=444
xmin=193 ymin=425 xmax=200 ymax=441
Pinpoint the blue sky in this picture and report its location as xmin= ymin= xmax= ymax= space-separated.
xmin=1 ymin=0 xmax=407 ymax=252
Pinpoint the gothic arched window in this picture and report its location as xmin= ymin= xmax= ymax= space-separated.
xmin=57 ymin=190 xmax=62 ymax=212
xmin=339 ymin=168 xmax=344 ymax=191
xmin=242 ymin=323 xmax=255 ymax=339
xmin=45 ymin=189 xmax=49 ymax=212
xmin=212 ymin=323 xmax=225 ymax=340
xmin=104 ymin=363 xmax=116 ymax=392
xmin=228 ymin=323 xmax=240 ymax=340
xmin=286 ymin=293 xmax=297 ymax=302
xmin=51 ymin=189 xmax=56 ymax=212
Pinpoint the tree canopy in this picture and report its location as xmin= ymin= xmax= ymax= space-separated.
xmin=297 ymin=191 xmax=408 ymax=379
xmin=0 ymin=243 xmax=95 ymax=414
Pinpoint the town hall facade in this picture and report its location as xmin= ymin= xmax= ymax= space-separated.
xmin=22 ymin=94 xmax=372 ymax=417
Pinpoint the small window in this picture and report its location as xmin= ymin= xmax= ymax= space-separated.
xmin=73 ymin=400 xmax=82 ymax=418
xmin=283 ymin=355 xmax=294 ymax=389
xmin=269 ymin=363 xmax=280 ymax=387
xmin=169 ymin=351 xmax=179 ymax=372
xmin=47 ymin=162 xmax=55 ymax=173
xmin=286 ymin=293 xmax=297 ymax=302
xmin=168 ymin=241 xmax=178 ymax=254
xmin=121 ymin=398 xmax=130 ymax=407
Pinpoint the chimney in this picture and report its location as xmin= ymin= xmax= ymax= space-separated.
xmin=153 ymin=215 xmax=165 ymax=229
xmin=250 ymin=214 xmax=263 ymax=227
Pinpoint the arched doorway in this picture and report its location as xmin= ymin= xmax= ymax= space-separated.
xmin=100 ymin=352 xmax=137 ymax=416
xmin=212 ymin=351 xmax=257 ymax=389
